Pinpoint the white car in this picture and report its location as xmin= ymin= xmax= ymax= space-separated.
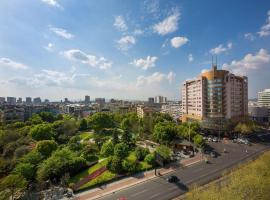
xmin=208 ymin=137 xmax=212 ymax=142
xmin=180 ymin=151 xmax=190 ymax=158
xmin=212 ymin=137 xmax=218 ymax=142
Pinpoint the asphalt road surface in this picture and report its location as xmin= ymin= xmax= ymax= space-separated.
xmin=94 ymin=133 xmax=270 ymax=200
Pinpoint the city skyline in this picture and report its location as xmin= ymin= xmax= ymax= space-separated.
xmin=0 ymin=0 xmax=270 ymax=101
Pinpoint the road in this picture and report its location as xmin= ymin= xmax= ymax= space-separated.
xmin=94 ymin=133 xmax=270 ymax=200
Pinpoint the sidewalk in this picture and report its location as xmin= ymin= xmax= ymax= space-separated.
xmin=75 ymin=154 xmax=204 ymax=200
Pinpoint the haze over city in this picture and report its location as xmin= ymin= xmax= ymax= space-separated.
xmin=0 ymin=0 xmax=270 ymax=101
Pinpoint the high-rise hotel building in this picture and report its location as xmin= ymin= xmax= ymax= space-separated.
xmin=181 ymin=64 xmax=248 ymax=125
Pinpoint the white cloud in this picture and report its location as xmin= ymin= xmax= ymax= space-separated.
xmin=49 ymin=26 xmax=74 ymax=39
xmin=44 ymin=43 xmax=54 ymax=51
xmin=244 ymin=33 xmax=256 ymax=41
xmin=0 ymin=57 xmax=28 ymax=70
xmin=188 ymin=54 xmax=193 ymax=62
xmin=222 ymin=49 xmax=270 ymax=75
xmin=258 ymin=10 xmax=270 ymax=37
xmin=170 ymin=36 xmax=189 ymax=48
xmin=144 ymin=0 xmax=159 ymax=15
xmin=134 ymin=29 xmax=144 ymax=36
xmin=8 ymin=70 xmax=71 ymax=88
xmin=113 ymin=16 xmax=128 ymax=32
xmin=63 ymin=49 xmax=112 ymax=70
xmin=41 ymin=0 xmax=62 ymax=8
xmin=136 ymin=71 xmax=175 ymax=87
xmin=116 ymin=35 xmax=136 ymax=51
xmin=153 ymin=9 xmax=180 ymax=35
xmin=209 ymin=42 xmax=232 ymax=55
xmin=130 ymin=56 xmax=158 ymax=70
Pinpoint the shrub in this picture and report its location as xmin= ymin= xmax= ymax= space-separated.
xmin=100 ymin=141 xmax=114 ymax=157
xmin=114 ymin=143 xmax=129 ymax=159
xmin=106 ymin=156 xmax=123 ymax=174
xmin=144 ymin=153 xmax=156 ymax=166
xmin=135 ymin=147 xmax=149 ymax=161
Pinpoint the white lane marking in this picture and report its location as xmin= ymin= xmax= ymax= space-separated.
xmin=130 ymin=189 xmax=148 ymax=197
xmin=149 ymin=192 xmax=161 ymax=199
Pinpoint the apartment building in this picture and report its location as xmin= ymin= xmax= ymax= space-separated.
xmin=258 ymin=88 xmax=270 ymax=120
xmin=161 ymin=101 xmax=182 ymax=120
xmin=154 ymin=96 xmax=167 ymax=104
xmin=181 ymin=64 xmax=248 ymax=124
xmin=6 ymin=97 xmax=16 ymax=105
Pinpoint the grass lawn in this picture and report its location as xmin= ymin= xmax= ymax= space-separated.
xmin=78 ymin=170 xmax=116 ymax=190
xmin=69 ymin=151 xmax=153 ymax=191
xmin=69 ymin=159 xmax=107 ymax=185
xmin=127 ymin=151 xmax=152 ymax=171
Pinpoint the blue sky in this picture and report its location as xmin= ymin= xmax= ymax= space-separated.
xmin=0 ymin=0 xmax=270 ymax=101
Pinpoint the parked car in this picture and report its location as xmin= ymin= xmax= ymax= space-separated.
xmin=210 ymin=151 xmax=217 ymax=158
xmin=166 ymin=175 xmax=179 ymax=183
xmin=180 ymin=151 xmax=190 ymax=158
xmin=212 ymin=137 xmax=218 ymax=142
xmin=208 ymin=136 xmax=213 ymax=142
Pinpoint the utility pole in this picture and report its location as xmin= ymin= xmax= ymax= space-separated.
xmin=188 ymin=122 xmax=191 ymax=143
xmin=154 ymin=153 xmax=157 ymax=176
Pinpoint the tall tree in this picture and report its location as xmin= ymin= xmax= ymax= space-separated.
xmin=88 ymin=113 xmax=114 ymax=132
xmin=79 ymin=118 xmax=88 ymax=131
xmin=153 ymin=122 xmax=177 ymax=145
xmin=29 ymin=124 xmax=54 ymax=141
xmin=36 ymin=140 xmax=58 ymax=158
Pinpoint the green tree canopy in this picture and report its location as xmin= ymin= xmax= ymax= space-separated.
xmin=193 ymin=134 xmax=204 ymax=148
xmin=36 ymin=140 xmax=58 ymax=158
xmin=100 ymin=141 xmax=114 ymax=157
xmin=38 ymin=112 xmax=55 ymax=123
xmin=21 ymin=150 xmax=43 ymax=166
xmin=79 ymin=118 xmax=88 ymax=131
xmin=29 ymin=114 xmax=43 ymax=125
xmin=234 ymin=121 xmax=258 ymax=135
xmin=37 ymin=148 xmax=87 ymax=182
xmin=88 ymin=113 xmax=114 ymax=132
xmin=0 ymin=174 xmax=27 ymax=200
xmin=155 ymin=145 xmax=171 ymax=161
xmin=29 ymin=124 xmax=54 ymax=141
xmin=177 ymin=122 xmax=199 ymax=140
xmin=144 ymin=153 xmax=156 ymax=166
xmin=12 ymin=163 xmax=35 ymax=181
xmin=114 ymin=143 xmax=129 ymax=159
xmin=153 ymin=122 xmax=177 ymax=144
xmin=135 ymin=147 xmax=149 ymax=161
xmin=106 ymin=156 xmax=123 ymax=174
xmin=112 ymin=128 xmax=119 ymax=145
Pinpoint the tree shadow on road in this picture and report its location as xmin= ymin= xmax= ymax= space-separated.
xmin=174 ymin=181 xmax=189 ymax=192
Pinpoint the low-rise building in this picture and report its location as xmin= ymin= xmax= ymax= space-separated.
xmin=0 ymin=106 xmax=25 ymax=124
xmin=136 ymin=105 xmax=157 ymax=118
xmin=161 ymin=101 xmax=182 ymax=120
